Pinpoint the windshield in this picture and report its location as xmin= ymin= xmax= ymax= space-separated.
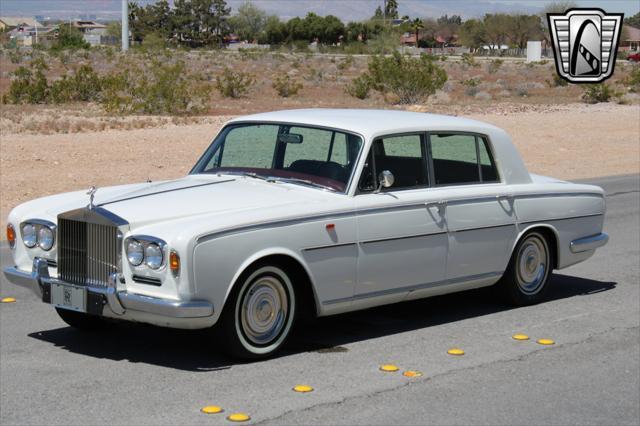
xmin=191 ymin=123 xmax=364 ymax=193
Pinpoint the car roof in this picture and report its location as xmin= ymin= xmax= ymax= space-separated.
xmin=227 ymin=108 xmax=504 ymax=139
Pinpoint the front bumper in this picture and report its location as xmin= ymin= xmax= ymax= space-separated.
xmin=3 ymin=258 xmax=213 ymax=319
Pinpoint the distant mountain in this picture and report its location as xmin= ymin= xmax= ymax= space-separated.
xmin=0 ymin=0 xmax=541 ymax=22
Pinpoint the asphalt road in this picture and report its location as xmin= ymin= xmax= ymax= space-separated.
xmin=1 ymin=174 xmax=638 ymax=426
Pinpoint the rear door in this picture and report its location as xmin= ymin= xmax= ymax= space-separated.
xmin=428 ymin=133 xmax=517 ymax=282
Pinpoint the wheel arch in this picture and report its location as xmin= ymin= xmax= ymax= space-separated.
xmin=223 ymin=248 xmax=320 ymax=318
xmin=513 ymin=224 xmax=560 ymax=269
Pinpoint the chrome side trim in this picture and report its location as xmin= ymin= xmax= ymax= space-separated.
xmin=322 ymin=271 xmax=503 ymax=305
xmin=570 ymin=232 xmax=609 ymax=253
xmin=359 ymin=231 xmax=447 ymax=245
xmin=197 ymin=195 xmax=604 ymax=244
xmin=451 ymin=223 xmax=515 ymax=233
xmin=303 ymin=242 xmax=357 ymax=252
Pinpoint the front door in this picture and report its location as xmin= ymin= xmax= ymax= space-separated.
xmin=354 ymin=133 xmax=448 ymax=309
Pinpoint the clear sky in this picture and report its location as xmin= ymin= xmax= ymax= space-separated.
xmin=490 ymin=1 xmax=639 ymax=16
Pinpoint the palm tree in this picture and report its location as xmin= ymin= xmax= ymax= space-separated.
xmin=411 ymin=18 xmax=424 ymax=47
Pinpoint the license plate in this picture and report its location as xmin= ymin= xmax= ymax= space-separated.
xmin=51 ymin=283 xmax=86 ymax=312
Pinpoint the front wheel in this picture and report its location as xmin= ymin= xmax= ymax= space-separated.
xmin=498 ymin=231 xmax=553 ymax=306
xmin=218 ymin=264 xmax=296 ymax=360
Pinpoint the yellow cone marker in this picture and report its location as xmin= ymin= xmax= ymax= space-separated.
xmin=403 ymin=370 xmax=423 ymax=378
xmin=512 ymin=334 xmax=530 ymax=341
xmin=447 ymin=348 xmax=465 ymax=356
xmin=1 ymin=297 xmax=16 ymax=303
xmin=379 ymin=364 xmax=400 ymax=372
xmin=293 ymin=385 xmax=314 ymax=393
xmin=201 ymin=405 xmax=223 ymax=414
xmin=227 ymin=413 xmax=251 ymax=422
xmin=537 ymin=338 xmax=555 ymax=345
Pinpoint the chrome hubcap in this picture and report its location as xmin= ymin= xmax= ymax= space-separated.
xmin=516 ymin=235 xmax=549 ymax=295
xmin=241 ymin=276 xmax=288 ymax=346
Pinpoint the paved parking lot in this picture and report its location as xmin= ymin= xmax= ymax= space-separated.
xmin=1 ymin=174 xmax=638 ymax=425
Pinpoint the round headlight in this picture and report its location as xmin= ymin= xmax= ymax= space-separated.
xmin=37 ymin=226 xmax=54 ymax=251
xmin=126 ymin=240 xmax=144 ymax=266
xmin=144 ymin=243 xmax=163 ymax=269
xmin=22 ymin=224 xmax=37 ymax=248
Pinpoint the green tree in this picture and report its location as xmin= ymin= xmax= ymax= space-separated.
xmin=541 ymin=1 xmax=577 ymax=43
xmin=106 ymin=21 xmax=121 ymax=39
xmin=625 ymin=12 xmax=640 ymax=28
xmin=228 ymin=2 xmax=267 ymax=42
xmin=54 ymin=24 xmax=90 ymax=50
xmin=458 ymin=18 xmax=485 ymax=50
xmin=373 ymin=6 xmax=384 ymax=20
xmin=129 ymin=0 xmax=171 ymax=43
xmin=385 ymin=0 xmax=399 ymax=20
xmin=410 ymin=18 xmax=424 ymax=45
xmin=172 ymin=0 xmax=230 ymax=47
xmin=262 ymin=15 xmax=287 ymax=44
xmin=505 ymin=14 xmax=543 ymax=48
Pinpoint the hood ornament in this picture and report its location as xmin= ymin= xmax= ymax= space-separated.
xmin=87 ymin=186 xmax=97 ymax=210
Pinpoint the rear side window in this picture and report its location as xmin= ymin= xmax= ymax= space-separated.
xmin=430 ymin=134 xmax=499 ymax=185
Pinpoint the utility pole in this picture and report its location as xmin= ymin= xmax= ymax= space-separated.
xmin=121 ymin=0 xmax=129 ymax=51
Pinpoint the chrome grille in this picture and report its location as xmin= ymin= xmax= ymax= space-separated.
xmin=58 ymin=218 xmax=118 ymax=287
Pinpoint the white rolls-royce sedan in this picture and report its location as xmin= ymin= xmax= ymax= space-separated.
xmin=4 ymin=109 xmax=608 ymax=359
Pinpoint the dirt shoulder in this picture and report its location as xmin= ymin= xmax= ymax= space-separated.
xmin=1 ymin=103 xmax=638 ymax=232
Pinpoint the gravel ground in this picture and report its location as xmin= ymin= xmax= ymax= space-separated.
xmin=1 ymin=103 xmax=638 ymax=232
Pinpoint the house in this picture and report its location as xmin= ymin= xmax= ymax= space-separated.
xmin=6 ymin=24 xmax=56 ymax=47
xmin=400 ymin=32 xmax=417 ymax=46
xmin=619 ymin=24 xmax=640 ymax=52
xmin=72 ymin=20 xmax=107 ymax=35
xmin=0 ymin=16 xmax=42 ymax=31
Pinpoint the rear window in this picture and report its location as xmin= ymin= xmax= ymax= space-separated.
xmin=430 ymin=134 xmax=499 ymax=185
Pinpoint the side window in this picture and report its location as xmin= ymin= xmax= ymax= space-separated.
xmin=430 ymin=134 xmax=499 ymax=185
xmin=217 ymin=125 xmax=279 ymax=169
xmin=359 ymin=134 xmax=428 ymax=192
xmin=478 ymin=138 xmax=499 ymax=182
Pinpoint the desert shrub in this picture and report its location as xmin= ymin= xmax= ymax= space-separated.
xmin=8 ymin=48 xmax=22 ymax=64
xmin=461 ymin=53 xmax=479 ymax=68
xmin=487 ymin=58 xmax=503 ymax=74
xmin=515 ymin=85 xmax=529 ymax=97
xmin=3 ymin=58 xmax=49 ymax=104
xmin=102 ymin=60 xmax=210 ymax=114
xmin=582 ymin=84 xmax=616 ymax=103
xmin=272 ymin=75 xmax=302 ymax=97
xmin=337 ymin=55 xmax=354 ymax=70
xmin=50 ymin=64 xmax=102 ymax=103
xmin=140 ymin=32 xmax=167 ymax=51
xmin=625 ymin=66 xmax=640 ymax=92
xmin=360 ymin=52 xmax=447 ymax=104
xmin=345 ymin=75 xmax=371 ymax=99
xmin=546 ymin=73 xmax=569 ymax=87
xmin=461 ymin=77 xmax=480 ymax=96
xmin=215 ymin=67 xmax=254 ymax=98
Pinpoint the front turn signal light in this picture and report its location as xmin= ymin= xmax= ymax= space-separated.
xmin=169 ymin=250 xmax=180 ymax=276
xmin=7 ymin=224 xmax=16 ymax=249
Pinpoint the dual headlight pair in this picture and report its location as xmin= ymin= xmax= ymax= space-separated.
xmin=20 ymin=221 xmax=55 ymax=251
xmin=125 ymin=237 xmax=165 ymax=270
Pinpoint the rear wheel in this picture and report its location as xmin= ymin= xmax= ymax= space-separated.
xmin=218 ymin=264 xmax=296 ymax=360
xmin=55 ymin=307 xmax=106 ymax=331
xmin=499 ymin=231 xmax=552 ymax=306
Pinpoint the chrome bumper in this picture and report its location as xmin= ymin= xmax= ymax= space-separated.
xmin=2 ymin=258 xmax=213 ymax=319
xmin=570 ymin=232 xmax=609 ymax=253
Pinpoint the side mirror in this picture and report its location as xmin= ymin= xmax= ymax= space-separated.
xmin=376 ymin=170 xmax=395 ymax=192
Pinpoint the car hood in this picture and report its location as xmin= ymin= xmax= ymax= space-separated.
xmin=45 ymin=175 xmax=332 ymax=229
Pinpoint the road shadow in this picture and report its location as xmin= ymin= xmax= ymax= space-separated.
xmin=28 ymin=273 xmax=615 ymax=371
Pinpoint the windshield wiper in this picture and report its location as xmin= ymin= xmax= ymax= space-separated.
xmin=273 ymin=177 xmax=337 ymax=192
